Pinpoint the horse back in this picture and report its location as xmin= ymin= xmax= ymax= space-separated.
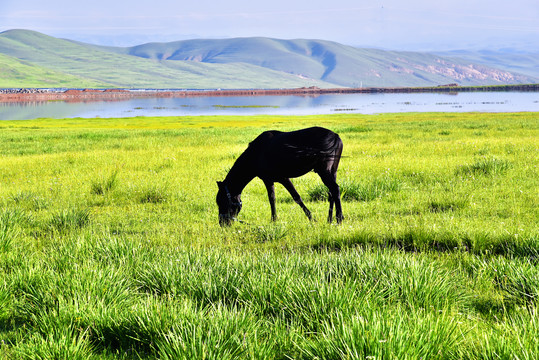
xmin=252 ymin=127 xmax=342 ymax=179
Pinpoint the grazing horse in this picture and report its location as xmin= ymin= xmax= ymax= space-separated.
xmin=217 ymin=126 xmax=343 ymax=226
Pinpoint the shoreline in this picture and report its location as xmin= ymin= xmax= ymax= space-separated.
xmin=1 ymin=84 xmax=538 ymax=103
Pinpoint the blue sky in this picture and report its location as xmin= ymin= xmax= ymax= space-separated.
xmin=1 ymin=0 xmax=538 ymax=50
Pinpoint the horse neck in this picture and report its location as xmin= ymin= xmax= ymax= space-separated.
xmin=224 ymin=153 xmax=255 ymax=196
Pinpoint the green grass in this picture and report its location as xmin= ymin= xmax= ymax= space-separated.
xmin=0 ymin=112 xmax=538 ymax=358
xmin=456 ymin=156 xmax=512 ymax=176
xmin=90 ymin=170 xmax=119 ymax=196
xmin=308 ymin=176 xmax=403 ymax=202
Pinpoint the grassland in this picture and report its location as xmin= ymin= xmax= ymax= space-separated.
xmin=0 ymin=112 xmax=538 ymax=359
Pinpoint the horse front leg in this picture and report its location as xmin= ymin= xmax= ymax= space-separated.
xmin=279 ymin=178 xmax=312 ymax=221
xmin=264 ymin=180 xmax=278 ymax=221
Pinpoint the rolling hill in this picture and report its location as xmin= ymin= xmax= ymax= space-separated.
xmin=0 ymin=29 xmax=537 ymax=89
xmin=119 ymin=37 xmax=538 ymax=87
xmin=0 ymin=30 xmax=333 ymax=89
xmin=0 ymin=53 xmax=111 ymax=88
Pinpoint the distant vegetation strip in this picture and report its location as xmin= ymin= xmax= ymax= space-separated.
xmin=1 ymin=84 xmax=539 ymax=103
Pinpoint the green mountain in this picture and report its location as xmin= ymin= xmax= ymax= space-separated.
xmin=0 ymin=29 xmax=537 ymax=89
xmin=120 ymin=38 xmax=537 ymax=87
xmin=0 ymin=30 xmax=332 ymax=89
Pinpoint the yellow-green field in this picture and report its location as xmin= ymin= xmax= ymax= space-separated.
xmin=1 ymin=112 xmax=538 ymax=359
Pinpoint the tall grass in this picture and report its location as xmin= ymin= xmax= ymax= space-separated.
xmin=456 ymin=156 xmax=512 ymax=176
xmin=0 ymin=112 xmax=537 ymax=358
xmin=90 ymin=170 xmax=119 ymax=196
xmin=48 ymin=208 xmax=91 ymax=232
xmin=308 ymin=175 xmax=402 ymax=202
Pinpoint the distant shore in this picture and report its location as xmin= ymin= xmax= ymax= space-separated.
xmin=1 ymin=84 xmax=538 ymax=103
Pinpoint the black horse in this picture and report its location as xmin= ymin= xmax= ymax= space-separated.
xmin=217 ymin=126 xmax=343 ymax=226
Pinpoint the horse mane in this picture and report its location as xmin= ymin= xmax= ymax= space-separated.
xmin=224 ymin=133 xmax=271 ymax=183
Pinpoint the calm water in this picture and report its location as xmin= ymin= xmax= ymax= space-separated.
xmin=1 ymin=91 xmax=539 ymax=120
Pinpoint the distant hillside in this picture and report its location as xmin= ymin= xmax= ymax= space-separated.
xmin=0 ymin=30 xmax=332 ymax=89
xmin=0 ymin=29 xmax=537 ymax=89
xmin=0 ymin=53 xmax=110 ymax=88
xmin=434 ymin=50 xmax=539 ymax=79
xmin=110 ymin=37 xmax=538 ymax=87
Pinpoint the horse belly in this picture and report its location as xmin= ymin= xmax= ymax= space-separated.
xmin=258 ymin=155 xmax=316 ymax=179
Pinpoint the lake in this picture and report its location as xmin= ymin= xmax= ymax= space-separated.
xmin=1 ymin=91 xmax=538 ymax=120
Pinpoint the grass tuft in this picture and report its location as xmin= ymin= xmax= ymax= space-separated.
xmin=90 ymin=170 xmax=119 ymax=195
xmin=48 ymin=208 xmax=91 ymax=231
xmin=137 ymin=186 xmax=168 ymax=204
xmin=252 ymin=224 xmax=289 ymax=243
xmin=456 ymin=156 xmax=511 ymax=176
xmin=0 ymin=222 xmax=15 ymax=253
xmin=14 ymin=324 xmax=94 ymax=360
xmin=428 ymin=197 xmax=468 ymax=213
xmin=10 ymin=191 xmax=48 ymax=210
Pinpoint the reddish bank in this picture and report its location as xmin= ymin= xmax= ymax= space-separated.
xmin=1 ymin=85 xmax=538 ymax=103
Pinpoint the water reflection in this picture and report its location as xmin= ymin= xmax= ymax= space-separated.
xmin=1 ymin=91 xmax=538 ymax=120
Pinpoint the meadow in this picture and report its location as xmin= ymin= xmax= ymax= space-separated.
xmin=0 ymin=112 xmax=537 ymax=359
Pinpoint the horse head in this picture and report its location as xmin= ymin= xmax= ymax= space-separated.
xmin=216 ymin=181 xmax=242 ymax=226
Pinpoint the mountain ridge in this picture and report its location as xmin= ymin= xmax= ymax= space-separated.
xmin=0 ymin=30 xmax=334 ymax=89
xmin=0 ymin=29 xmax=537 ymax=89
xmin=434 ymin=49 xmax=539 ymax=79
xmin=114 ymin=37 xmax=538 ymax=87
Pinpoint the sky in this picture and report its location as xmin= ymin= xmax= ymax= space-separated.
xmin=1 ymin=0 xmax=538 ymax=50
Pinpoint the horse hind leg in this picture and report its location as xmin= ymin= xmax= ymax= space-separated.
xmin=318 ymin=170 xmax=343 ymax=224
xmin=330 ymin=137 xmax=344 ymax=223
xmin=327 ymin=190 xmax=335 ymax=223
xmin=331 ymin=178 xmax=343 ymax=224
xmin=334 ymin=192 xmax=343 ymax=223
